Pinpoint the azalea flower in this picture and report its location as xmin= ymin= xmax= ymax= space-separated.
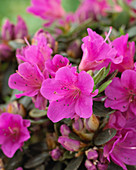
xmin=17 ymin=34 xmax=52 ymax=74
xmin=8 ymin=62 xmax=48 ymax=110
xmin=104 ymin=112 xmax=136 ymax=170
xmin=0 ymin=113 xmax=30 ymax=158
xmin=79 ymin=28 xmax=122 ymax=72
xmin=110 ymin=34 xmax=135 ymax=72
xmin=45 ymin=54 xmax=70 ymax=77
xmin=27 ymin=0 xmax=65 ymax=26
xmin=41 ymin=66 xmax=98 ymax=122
xmin=105 ymin=69 xmax=136 ymax=115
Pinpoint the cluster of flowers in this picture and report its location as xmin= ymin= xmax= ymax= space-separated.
xmin=0 ymin=0 xmax=136 ymax=170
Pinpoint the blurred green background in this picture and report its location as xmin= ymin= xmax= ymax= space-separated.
xmin=0 ymin=0 xmax=80 ymax=34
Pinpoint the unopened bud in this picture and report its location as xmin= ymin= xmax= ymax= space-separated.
xmin=84 ymin=114 xmax=99 ymax=132
xmin=85 ymin=159 xmax=97 ymax=170
xmin=1 ymin=19 xmax=14 ymax=41
xmin=60 ymin=124 xmax=71 ymax=136
xmin=72 ymin=118 xmax=84 ymax=134
xmin=58 ymin=136 xmax=84 ymax=152
xmin=85 ymin=149 xmax=98 ymax=160
xmin=7 ymin=101 xmax=26 ymax=118
xmin=50 ymin=147 xmax=61 ymax=160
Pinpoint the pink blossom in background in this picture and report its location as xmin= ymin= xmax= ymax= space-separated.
xmin=41 ymin=66 xmax=98 ymax=122
xmin=27 ymin=0 xmax=65 ymax=26
xmin=8 ymin=62 xmax=48 ymax=110
xmin=17 ymin=34 xmax=52 ymax=74
xmin=0 ymin=113 xmax=30 ymax=158
xmin=1 ymin=19 xmax=14 ymax=41
xmin=14 ymin=16 xmax=28 ymax=39
xmin=0 ymin=44 xmax=13 ymax=60
xmin=1 ymin=16 xmax=28 ymax=41
xmin=104 ymin=113 xmax=136 ymax=170
xmin=79 ymin=28 xmax=122 ymax=72
xmin=110 ymin=34 xmax=135 ymax=72
xmin=45 ymin=54 xmax=70 ymax=77
xmin=75 ymin=0 xmax=109 ymax=23
xmin=105 ymin=70 xmax=136 ymax=115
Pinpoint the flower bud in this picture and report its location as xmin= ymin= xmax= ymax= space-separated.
xmin=58 ymin=136 xmax=82 ymax=152
xmin=97 ymin=163 xmax=108 ymax=170
xmin=72 ymin=118 xmax=84 ymax=134
xmin=50 ymin=147 xmax=61 ymax=160
xmin=32 ymin=29 xmax=55 ymax=49
xmin=16 ymin=168 xmax=23 ymax=170
xmin=84 ymin=114 xmax=99 ymax=132
xmin=60 ymin=124 xmax=71 ymax=136
xmin=67 ymin=40 xmax=82 ymax=59
xmin=85 ymin=148 xmax=98 ymax=160
xmin=0 ymin=44 xmax=12 ymax=60
xmin=1 ymin=19 xmax=14 ymax=41
xmin=85 ymin=159 xmax=97 ymax=170
xmin=14 ymin=16 xmax=28 ymax=39
xmin=7 ymin=101 xmax=26 ymax=118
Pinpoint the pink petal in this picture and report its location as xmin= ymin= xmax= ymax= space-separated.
xmin=75 ymin=94 xmax=93 ymax=118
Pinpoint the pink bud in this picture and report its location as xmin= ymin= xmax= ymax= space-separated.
xmin=58 ymin=136 xmax=81 ymax=152
xmin=85 ymin=149 xmax=98 ymax=160
xmin=85 ymin=159 xmax=97 ymax=170
xmin=60 ymin=124 xmax=71 ymax=136
xmin=0 ymin=44 xmax=12 ymax=60
xmin=14 ymin=16 xmax=28 ymax=39
xmin=1 ymin=19 xmax=14 ymax=41
xmin=50 ymin=147 xmax=61 ymax=160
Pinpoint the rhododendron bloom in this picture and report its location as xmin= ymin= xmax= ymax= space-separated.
xmin=111 ymin=34 xmax=135 ymax=72
xmin=27 ymin=0 xmax=65 ymax=26
xmin=45 ymin=54 xmax=70 ymax=77
xmin=79 ymin=28 xmax=122 ymax=72
xmin=8 ymin=62 xmax=48 ymax=110
xmin=104 ymin=113 xmax=136 ymax=170
xmin=105 ymin=70 xmax=136 ymax=114
xmin=41 ymin=66 xmax=98 ymax=122
xmin=0 ymin=113 xmax=30 ymax=158
xmin=17 ymin=35 xmax=52 ymax=73
xmin=75 ymin=0 xmax=109 ymax=23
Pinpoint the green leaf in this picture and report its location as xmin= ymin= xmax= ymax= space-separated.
xmin=93 ymin=101 xmax=115 ymax=117
xmin=98 ymin=80 xmax=112 ymax=93
xmin=29 ymin=119 xmax=49 ymax=125
xmin=64 ymin=155 xmax=84 ymax=170
xmin=112 ymin=11 xmax=130 ymax=29
xmin=69 ymin=132 xmax=81 ymax=141
xmin=60 ymin=151 xmax=75 ymax=160
xmin=29 ymin=108 xmax=47 ymax=118
xmin=127 ymin=26 xmax=136 ymax=38
xmin=94 ymin=129 xmax=117 ymax=146
xmin=93 ymin=67 xmax=106 ymax=84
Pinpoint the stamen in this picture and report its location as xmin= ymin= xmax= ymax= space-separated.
xmin=104 ymin=26 xmax=112 ymax=43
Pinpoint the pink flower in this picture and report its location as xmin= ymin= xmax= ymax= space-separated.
xmin=0 ymin=44 xmax=13 ymax=60
xmin=105 ymin=70 xmax=136 ymax=115
xmin=41 ymin=66 xmax=98 ymax=122
xmin=60 ymin=124 xmax=71 ymax=136
xmin=75 ymin=0 xmax=109 ymax=23
xmin=104 ymin=113 xmax=136 ymax=170
xmin=110 ymin=34 xmax=135 ymax=72
xmin=50 ymin=147 xmax=61 ymax=160
xmin=27 ymin=0 xmax=65 ymax=26
xmin=45 ymin=54 xmax=70 ymax=77
xmin=79 ymin=28 xmax=122 ymax=72
xmin=0 ymin=113 xmax=30 ymax=158
xmin=8 ymin=62 xmax=48 ymax=110
xmin=17 ymin=34 xmax=52 ymax=73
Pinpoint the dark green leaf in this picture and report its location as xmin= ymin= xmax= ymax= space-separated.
xmin=64 ymin=155 xmax=84 ymax=170
xmin=93 ymin=101 xmax=115 ymax=117
xmin=24 ymin=152 xmax=49 ymax=169
xmin=94 ymin=129 xmax=116 ymax=146
xmin=69 ymin=132 xmax=81 ymax=141
xmin=108 ymin=161 xmax=123 ymax=170
xmin=60 ymin=151 xmax=75 ymax=160
xmin=93 ymin=67 xmax=106 ymax=84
